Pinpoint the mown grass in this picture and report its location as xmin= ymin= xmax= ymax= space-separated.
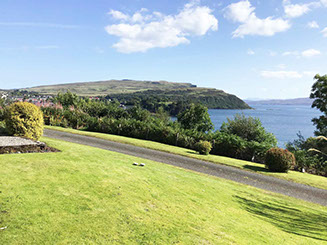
xmin=46 ymin=126 xmax=327 ymax=190
xmin=0 ymin=138 xmax=326 ymax=244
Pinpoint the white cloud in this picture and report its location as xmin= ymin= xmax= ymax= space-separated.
xmin=307 ymin=21 xmax=319 ymax=28
xmin=283 ymin=0 xmax=325 ymax=18
xmin=283 ymin=0 xmax=327 ymax=18
xmin=301 ymin=48 xmax=321 ymax=57
xmin=224 ymin=0 xmax=290 ymax=38
xmin=224 ymin=0 xmax=254 ymax=23
xmin=109 ymin=8 xmax=153 ymax=24
xmin=106 ymin=2 xmax=218 ymax=53
xmin=282 ymin=49 xmax=321 ymax=58
xmin=247 ymin=49 xmax=255 ymax=55
xmin=108 ymin=10 xmax=130 ymax=21
xmin=283 ymin=0 xmax=316 ymax=18
xmin=322 ymin=27 xmax=327 ymax=37
xmin=260 ymin=70 xmax=318 ymax=79
xmin=282 ymin=51 xmax=299 ymax=56
xmin=260 ymin=70 xmax=303 ymax=79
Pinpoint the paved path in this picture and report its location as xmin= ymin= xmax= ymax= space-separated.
xmin=44 ymin=129 xmax=327 ymax=207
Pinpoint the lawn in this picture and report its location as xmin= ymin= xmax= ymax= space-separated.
xmin=46 ymin=126 xmax=327 ymax=190
xmin=0 ymin=138 xmax=326 ymax=244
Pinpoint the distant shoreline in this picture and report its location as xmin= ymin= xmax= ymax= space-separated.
xmin=245 ymin=97 xmax=313 ymax=106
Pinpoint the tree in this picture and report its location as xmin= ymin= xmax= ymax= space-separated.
xmin=308 ymin=136 xmax=327 ymax=176
xmin=220 ymin=113 xmax=277 ymax=145
xmin=310 ymin=74 xmax=327 ymax=136
xmin=177 ymin=103 xmax=213 ymax=132
xmin=53 ymin=91 xmax=80 ymax=109
xmin=309 ymin=136 xmax=327 ymax=156
xmin=128 ymin=105 xmax=151 ymax=122
xmin=155 ymin=106 xmax=170 ymax=124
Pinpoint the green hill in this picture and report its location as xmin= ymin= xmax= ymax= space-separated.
xmin=24 ymin=79 xmax=250 ymax=109
xmin=109 ymin=87 xmax=250 ymax=109
xmin=25 ymin=80 xmax=196 ymax=96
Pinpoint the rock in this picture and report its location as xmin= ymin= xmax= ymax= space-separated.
xmin=140 ymin=163 xmax=145 ymax=167
xmin=133 ymin=162 xmax=139 ymax=166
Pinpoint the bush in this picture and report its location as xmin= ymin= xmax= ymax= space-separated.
xmin=265 ymin=148 xmax=295 ymax=173
xmin=286 ymin=134 xmax=327 ymax=176
xmin=221 ymin=114 xmax=277 ymax=145
xmin=5 ymin=102 xmax=44 ymax=140
xmin=196 ymin=140 xmax=212 ymax=155
xmin=177 ymin=103 xmax=213 ymax=132
xmin=211 ymin=132 xmax=246 ymax=159
xmin=0 ymin=108 xmax=5 ymax=121
xmin=0 ymin=120 xmax=8 ymax=135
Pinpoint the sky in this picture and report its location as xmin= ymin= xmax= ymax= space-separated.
xmin=0 ymin=0 xmax=326 ymax=99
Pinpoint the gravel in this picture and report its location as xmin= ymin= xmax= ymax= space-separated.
xmin=0 ymin=136 xmax=37 ymax=147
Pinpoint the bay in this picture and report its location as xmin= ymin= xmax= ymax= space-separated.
xmin=209 ymin=104 xmax=322 ymax=147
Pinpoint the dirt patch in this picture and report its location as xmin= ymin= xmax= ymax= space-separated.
xmin=0 ymin=142 xmax=59 ymax=154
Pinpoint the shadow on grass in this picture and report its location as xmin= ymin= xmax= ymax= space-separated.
xmin=235 ymin=195 xmax=327 ymax=241
xmin=243 ymin=164 xmax=270 ymax=173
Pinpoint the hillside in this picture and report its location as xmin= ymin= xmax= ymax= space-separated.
xmin=109 ymin=87 xmax=251 ymax=110
xmin=24 ymin=79 xmax=250 ymax=109
xmin=25 ymin=80 xmax=196 ymax=96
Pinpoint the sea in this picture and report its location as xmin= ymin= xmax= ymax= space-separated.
xmin=209 ymin=104 xmax=322 ymax=147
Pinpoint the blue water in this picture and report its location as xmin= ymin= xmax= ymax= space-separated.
xmin=209 ymin=104 xmax=322 ymax=147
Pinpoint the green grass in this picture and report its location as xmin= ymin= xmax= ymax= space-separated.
xmin=46 ymin=126 xmax=327 ymax=191
xmin=0 ymin=138 xmax=326 ymax=244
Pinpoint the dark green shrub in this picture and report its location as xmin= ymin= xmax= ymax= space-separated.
xmin=5 ymin=102 xmax=44 ymax=140
xmin=287 ymin=134 xmax=327 ymax=176
xmin=243 ymin=141 xmax=272 ymax=163
xmin=63 ymin=109 xmax=89 ymax=129
xmin=196 ymin=140 xmax=212 ymax=155
xmin=265 ymin=148 xmax=295 ymax=173
xmin=221 ymin=114 xmax=277 ymax=145
xmin=177 ymin=103 xmax=213 ymax=132
xmin=0 ymin=108 xmax=5 ymax=121
xmin=211 ymin=132 xmax=246 ymax=159
xmin=0 ymin=120 xmax=8 ymax=135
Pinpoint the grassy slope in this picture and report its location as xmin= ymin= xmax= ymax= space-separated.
xmin=25 ymin=80 xmax=195 ymax=96
xmin=46 ymin=126 xmax=327 ymax=190
xmin=24 ymin=80 xmax=251 ymax=109
xmin=108 ymin=87 xmax=251 ymax=109
xmin=0 ymin=138 xmax=326 ymax=244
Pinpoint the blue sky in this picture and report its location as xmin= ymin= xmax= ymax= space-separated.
xmin=0 ymin=0 xmax=326 ymax=99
